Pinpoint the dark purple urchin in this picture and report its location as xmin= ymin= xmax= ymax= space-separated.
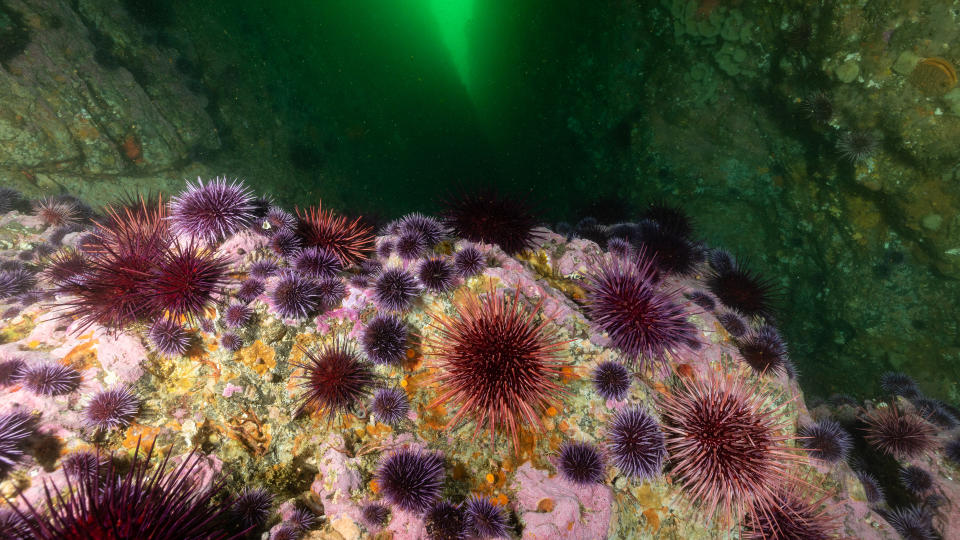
xmin=376 ymin=239 xmax=395 ymax=260
xmin=22 ymin=363 xmax=81 ymax=395
xmin=236 ymin=278 xmax=266 ymax=303
xmin=640 ymin=203 xmax=694 ymax=239
xmin=912 ymin=396 xmax=959 ymax=429
xmin=61 ymin=451 xmax=105 ymax=479
xmin=591 ymin=360 xmax=631 ymax=401
xmin=417 ymin=257 xmax=457 ymax=293
xmin=248 ymin=258 xmax=281 ymax=280
xmin=424 ymin=501 xmax=467 ymax=540
xmin=371 ymin=387 xmax=410 ymax=425
xmin=837 ymin=130 xmax=879 ymax=164
xmin=557 ymin=441 xmax=606 ymax=485
xmin=222 ymin=302 xmax=253 ymax=328
xmin=291 ymin=340 xmax=375 ymax=418
xmin=633 ymin=220 xmax=703 ymax=276
xmin=231 ymin=487 xmax=273 ymax=529
xmin=395 ymin=231 xmax=428 ymax=261
xmin=292 ymin=246 xmax=342 ymax=280
xmin=741 ymin=487 xmax=837 ymax=540
xmin=606 ymin=237 xmax=632 ymax=259
xmin=584 ymin=254 xmax=695 ymax=370
xmin=85 ymin=386 xmax=139 ymax=430
xmin=169 ymin=176 xmax=256 ymax=243
xmin=148 ymin=318 xmax=191 ymax=358
xmin=0 ymin=187 xmax=24 ymax=213
xmin=373 ymin=268 xmax=420 ymax=312
xmin=453 ymin=246 xmax=485 ymax=277
xmin=802 ymin=91 xmax=833 ymax=124
xmin=221 ymin=333 xmax=243 ymax=352
xmin=148 ymin=241 xmax=229 ymax=324
xmin=862 ymin=406 xmax=937 ymax=459
xmin=0 ymin=411 xmax=35 ymax=477
xmin=362 ymin=314 xmax=408 ymax=366
xmin=685 ymin=290 xmax=715 ymax=311
xmin=271 ymin=526 xmax=300 ymax=540
xmin=316 ymin=276 xmax=347 ymax=309
xmin=606 ymin=406 xmax=666 ymax=480
xmin=376 ymin=449 xmax=445 ymax=513
xmin=263 ymin=206 xmax=296 ymax=233
xmin=463 ymin=495 xmax=508 ymax=539
xmin=42 ymin=249 xmax=90 ymax=287
xmin=270 ymin=228 xmax=303 ymax=257
xmin=0 ymin=357 xmax=26 ymax=387
xmin=879 ymin=371 xmax=919 ymax=398
xmin=399 ymin=213 xmax=447 ymax=246
xmin=361 ymin=502 xmax=391 ymax=529
xmin=287 ymin=507 xmax=316 ymax=531
xmin=900 ymin=465 xmax=934 ymax=495
xmin=736 ymin=325 xmax=790 ymax=376
xmin=946 ymin=436 xmax=960 ymax=465
xmin=799 ymin=419 xmax=852 ymax=463
xmin=879 ymin=505 xmax=936 ymax=540
xmin=0 ymin=266 xmax=36 ymax=299
xmin=855 ymin=471 xmax=885 ymax=504
xmin=443 ymin=189 xmax=541 ymax=256
xmin=270 ymin=271 xmax=322 ymax=320
xmin=13 ymin=439 xmax=244 ymax=540
xmin=707 ymin=258 xmax=779 ymax=320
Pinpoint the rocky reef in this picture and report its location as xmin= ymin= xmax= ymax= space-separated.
xmin=1 ymin=182 xmax=958 ymax=539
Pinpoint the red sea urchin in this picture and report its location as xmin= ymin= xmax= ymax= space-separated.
xmin=424 ymin=285 xmax=568 ymax=450
xmin=295 ymin=203 xmax=374 ymax=266
xmin=12 ymin=439 xmax=246 ymax=540
xmin=656 ymin=373 xmax=801 ymax=521
xmin=583 ymin=253 xmax=696 ymax=370
xmin=375 ymin=448 xmax=445 ymax=513
xmin=442 ymin=189 xmax=541 ymax=255
xmin=741 ymin=486 xmax=838 ymax=540
xmin=290 ymin=340 xmax=375 ymax=419
xmin=147 ymin=241 xmax=229 ymax=325
xmin=169 ymin=176 xmax=256 ymax=244
xmin=862 ymin=406 xmax=937 ymax=459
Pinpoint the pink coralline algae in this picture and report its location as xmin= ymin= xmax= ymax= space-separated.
xmin=513 ymin=462 xmax=612 ymax=539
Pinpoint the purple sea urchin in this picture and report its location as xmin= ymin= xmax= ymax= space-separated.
xmin=584 ymin=254 xmax=695 ymax=369
xmin=0 ymin=266 xmax=36 ymax=299
xmin=148 ymin=318 xmax=191 ymax=357
xmin=945 ymin=436 xmax=960 ymax=465
xmin=799 ymin=419 xmax=852 ymax=463
xmin=862 ymin=406 xmax=936 ymax=459
xmin=361 ymin=502 xmax=391 ymax=529
xmin=837 ymin=130 xmax=879 ymax=163
xmin=236 ymin=278 xmax=266 ymax=303
xmin=269 ymin=229 xmax=303 ymax=257
xmin=634 ymin=220 xmax=703 ymax=276
xmin=373 ymin=268 xmax=420 ymax=312
xmin=736 ymin=325 xmax=790 ymax=376
xmin=169 ymin=176 xmax=256 ymax=243
xmin=291 ymin=340 xmax=375 ymax=418
xmin=425 ymin=287 xmax=567 ymax=450
xmin=879 ymin=505 xmax=936 ymax=540
xmin=85 ymin=386 xmax=139 ymax=430
xmin=61 ymin=451 xmax=104 ymax=479
xmin=221 ymin=332 xmax=243 ymax=352
xmin=424 ymin=501 xmax=467 ymax=540
xmin=399 ymin=213 xmax=446 ymax=246
xmin=685 ymin=290 xmax=715 ymax=311
xmin=855 ymin=471 xmax=884 ymax=504
xmin=293 ymin=246 xmax=342 ymax=279
xmin=880 ymin=371 xmax=919 ymax=397
xmin=417 ymin=257 xmax=456 ymax=292
xmin=362 ymin=314 xmax=408 ymax=366
xmin=248 ymin=258 xmax=280 ymax=280
xmin=557 ymin=441 xmax=606 ymax=485
xmin=376 ymin=449 xmax=445 ymax=513
xmin=706 ymin=256 xmax=778 ymax=320
xmin=0 ymin=411 xmax=35 ymax=477
xmin=912 ymin=396 xmax=959 ymax=429
xmin=371 ymin=387 xmax=410 ymax=425
xmin=802 ymin=91 xmax=833 ymax=124
xmin=0 ymin=358 xmax=25 ymax=387
xmin=741 ymin=486 xmax=837 ymax=540
xmin=287 ymin=507 xmax=317 ymax=531
xmin=22 ymin=363 xmax=81 ymax=395
xmin=223 ymin=302 xmax=253 ymax=328
xmin=443 ymin=189 xmax=541 ymax=255
xmin=316 ymin=276 xmax=347 ymax=309
xmin=396 ymin=231 xmax=428 ymax=261
xmin=231 ymin=487 xmax=273 ymax=529
xmin=591 ymin=360 xmax=631 ymax=401
xmin=900 ymin=465 xmax=934 ymax=495
xmin=463 ymin=495 xmax=508 ymax=539
xmin=453 ymin=246 xmax=485 ymax=277
xmin=607 ymin=237 xmax=632 ymax=258
xmin=606 ymin=406 xmax=666 ymax=480
xmin=270 ymin=271 xmax=322 ymax=320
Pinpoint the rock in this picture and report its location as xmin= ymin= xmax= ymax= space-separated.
xmin=836 ymin=60 xmax=860 ymax=83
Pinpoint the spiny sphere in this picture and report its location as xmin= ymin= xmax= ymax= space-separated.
xmin=291 ymin=341 xmax=375 ymax=418
xmin=248 ymin=258 xmax=280 ymax=280
xmin=33 ymin=197 xmax=78 ymax=228
xmin=443 ymin=189 xmax=540 ymax=255
xmin=61 ymin=451 xmax=104 ymax=479
xmin=657 ymin=374 xmax=800 ymax=520
xmin=270 ymin=271 xmax=322 ymax=320
xmin=371 ymin=387 xmax=410 ymax=425
xmin=418 ymin=257 xmax=457 ymax=292
xmin=946 ymin=436 xmax=960 ymax=465
xmin=221 ymin=333 xmax=243 ymax=352
xmin=584 ymin=254 xmax=695 ymax=370
xmin=741 ymin=487 xmax=837 ymax=540
xmin=236 ymin=278 xmax=265 ymax=303
xmin=424 ymin=501 xmax=466 ymax=540
xmin=799 ymin=419 xmax=852 ymax=463
xmin=463 ymin=495 xmax=508 ymax=539
xmin=269 ymin=229 xmax=302 ymax=257
xmin=13 ymin=440 xmax=244 ymax=539
xmin=231 ymin=487 xmax=273 ymax=528
xmin=0 ymin=411 xmax=35 ymax=476
xmin=453 ymin=246 xmax=485 ymax=277
xmin=42 ymin=249 xmax=90 ymax=287
xmin=362 ymin=314 xmax=408 ymax=365
xmin=736 ymin=325 xmax=790 ymax=376
xmin=148 ymin=318 xmax=191 ymax=357
xmin=223 ymin=302 xmax=253 ymax=328
xmin=557 ymin=441 xmax=606 ymax=485
xmin=0 ymin=358 xmax=25 ymax=387
xmin=717 ymin=311 xmax=748 ymax=338
xmin=376 ymin=449 xmax=445 ymax=513
xmin=0 ymin=267 xmax=36 ymax=299
xmin=148 ymin=241 xmax=229 ymax=324
xmin=295 ymin=204 xmax=374 ymax=266
xmin=880 ymin=505 xmax=936 ymax=540
xmin=425 ymin=287 xmax=567 ymax=450
xmin=398 ymin=212 xmax=446 ymax=246
xmin=879 ymin=371 xmax=919 ymax=397
xmin=606 ymin=406 xmax=666 ymax=479
xmin=856 ymin=471 xmax=885 ymax=504
xmin=22 ymin=363 xmax=81 ymax=395
xmin=293 ymin=246 xmax=342 ymax=279
xmin=360 ymin=503 xmax=391 ymax=529
xmin=169 ymin=176 xmax=256 ymax=243
xmin=900 ymin=465 xmax=934 ymax=495
xmin=85 ymin=387 xmax=139 ymax=430
xmin=591 ymin=360 xmax=631 ymax=401
xmin=373 ymin=268 xmax=420 ymax=312
xmin=862 ymin=406 xmax=937 ymax=459
xmin=706 ymin=256 xmax=778 ymax=320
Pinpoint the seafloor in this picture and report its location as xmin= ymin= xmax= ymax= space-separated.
xmin=0 ymin=186 xmax=958 ymax=539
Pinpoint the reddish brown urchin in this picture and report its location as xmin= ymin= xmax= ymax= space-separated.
xmin=290 ymin=340 xmax=376 ymax=419
xmin=862 ymin=406 xmax=937 ymax=459
xmin=425 ymin=285 xmax=568 ymax=450
xmin=147 ymin=241 xmax=229 ymax=325
xmin=656 ymin=373 xmax=802 ymax=521
xmin=294 ymin=203 xmax=374 ymax=266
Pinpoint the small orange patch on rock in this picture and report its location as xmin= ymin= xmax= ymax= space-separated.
xmin=121 ymin=134 xmax=144 ymax=164
xmin=536 ymin=498 xmax=555 ymax=512
xmin=494 ymin=494 xmax=509 ymax=506
xmin=546 ymin=406 xmax=559 ymax=417
xmin=675 ymin=363 xmax=695 ymax=379
xmin=238 ymin=340 xmax=276 ymax=376
xmin=485 ymin=473 xmax=496 ymax=484
xmin=62 ymin=340 xmax=99 ymax=371
xmin=642 ymin=508 xmax=661 ymax=531
xmin=369 ymin=478 xmax=380 ymax=493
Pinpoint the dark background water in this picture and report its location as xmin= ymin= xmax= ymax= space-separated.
xmin=117 ymin=0 xmax=960 ymax=407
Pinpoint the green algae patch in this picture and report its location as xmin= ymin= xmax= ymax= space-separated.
xmin=1 ymin=314 xmax=35 ymax=344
